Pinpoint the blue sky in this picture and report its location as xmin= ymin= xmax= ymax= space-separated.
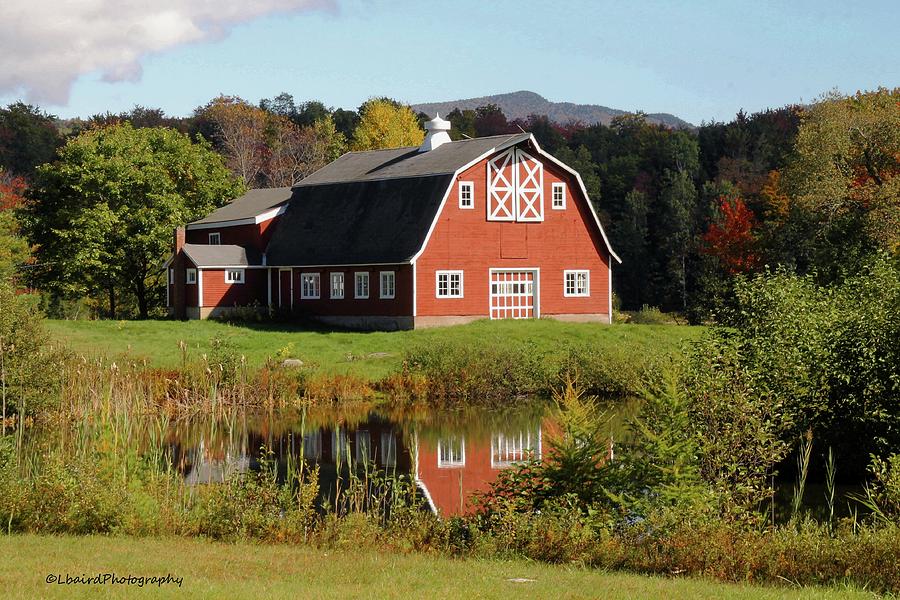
xmin=1 ymin=0 xmax=897 ymax=125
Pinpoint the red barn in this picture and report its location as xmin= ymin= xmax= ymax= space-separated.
xmin=168 ymin=116 xmax=620 ymax=328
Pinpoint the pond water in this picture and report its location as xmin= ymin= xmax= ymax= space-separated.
xmin=164 ymin=399 xmax=637 ymax=516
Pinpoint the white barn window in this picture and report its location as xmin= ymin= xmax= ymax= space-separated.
xmin=564 ymin=270 xmax=589 ymax=297
xmin=436 ymin=271 xmax=463 ymax=298
xmin=225 ymin=269 xmax=245 ymax=284
xmin=551 ymin=182 xmax=566 ymax=209
xmin=300 ymin=272 xmax=320 ymax=299
xmin=380 ymin=271 xmax=395 ymax=299
xmin=355 ymin=272 xmax=369 ymax=299
xmin=330 ymin=272 xmax=344 ymax=299
xmin=186 ymin=268 xmax=197 ymax=284
xmin=208 ymin=232 xmax=221 ymax=245
xmin=458 ymin=181 xmax=474 ymax=209
xmin=437 ymin=437 xmax=465 ymax=468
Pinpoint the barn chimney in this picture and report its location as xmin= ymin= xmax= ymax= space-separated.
xmin=419 ymin=113 xmax=451 ymax=152
xmin=174 ymin=226 xmax=185 ymax=254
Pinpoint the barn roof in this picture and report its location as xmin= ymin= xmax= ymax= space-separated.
xmin=266 ymin=175 xmax=454 ymax=266
xmin=189 ymin=187 xmax=292 ymax=227
xmin=182 ymin=243 xmax=263 ymax=267
xmin=296 ymin=133 xmax=530 ymax=186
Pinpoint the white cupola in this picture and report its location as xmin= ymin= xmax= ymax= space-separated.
xmin=419 ymin=113 xmax=452 ymax=152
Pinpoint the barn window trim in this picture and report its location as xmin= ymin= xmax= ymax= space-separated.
xmin=355 ymin=272 xmax=369 ymax=299
xmin=564 ymin=270 xmax=589 ymax=297
xmin=225 ymin=269 xmax=245 ymax=284
xmin=379 ymin=271 xmax=395 ymax=299
xmin=186 ymin=268 xmax=197 ymax=284
xmin=300 ymin=272 xmax=320 ymax=299
xmin=208 ymin=232 xmax=221 ymax=245
xmin=330 ymin=272 xmax=344 ymax=299
xmin=436 ymin=270 xmax=463 ymax=298
xmin=458 ymin=181 xmax=474 ymax=209
xmin=551 ymin=182 xmax=566 ymax=210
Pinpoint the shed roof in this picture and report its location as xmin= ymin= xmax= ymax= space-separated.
xmin=182 ymin=244 xmax=263 ymax=267
xmin=189 ymin=187 xmax=292 ymax=226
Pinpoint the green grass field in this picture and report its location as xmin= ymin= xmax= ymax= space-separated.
xmin=45 ymin=318 xmax=704 ymax=379
xmin=0 ymin=535 xmax=871 ymax=600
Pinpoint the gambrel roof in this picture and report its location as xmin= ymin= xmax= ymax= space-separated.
xmin=265 ymin=133 xmax=620 ymax=267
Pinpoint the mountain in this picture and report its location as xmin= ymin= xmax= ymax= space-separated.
xmin=412 ymin=90 xmax=693 ymax=129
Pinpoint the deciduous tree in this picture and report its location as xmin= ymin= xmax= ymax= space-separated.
xmin=351 ymin=99 xmax=424 ymax=151
xmin=21 ymin=124 xmax=242 ymax=318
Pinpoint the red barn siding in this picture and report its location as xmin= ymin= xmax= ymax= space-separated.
xmin=201 ymin=268 xmax=268 ymax=308
xmin=415 ymin=148 xmax=610 ymax=319
xmin=186 ymin=215 xmax=281 ymax=252
xmin=285 ymin=265 xmax=413 ymax=317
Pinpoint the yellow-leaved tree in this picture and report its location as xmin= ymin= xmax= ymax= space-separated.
xmin=351 ymin=98 xmax=424 ymax=151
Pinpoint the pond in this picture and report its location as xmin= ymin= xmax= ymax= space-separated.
xmin=163 ymin=399 xmax=638 ymax=516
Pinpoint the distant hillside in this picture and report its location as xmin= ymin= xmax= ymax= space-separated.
xmin=412 ymin=90 xmax=693 ymax=129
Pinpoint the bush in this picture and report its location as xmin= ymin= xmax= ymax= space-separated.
xmin=628 ymin=305 xmax=669 ymax=325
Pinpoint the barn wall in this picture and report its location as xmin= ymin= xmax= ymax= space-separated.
xmin=201 ymin=268 xmax=268 ymax=308
xmin=185 ymin=216 xmax=280 ymax=252
xmin=415 ymin=145 xmax=610 ymax=319
xmin=282 ymin=264 xmax=414 ymax=317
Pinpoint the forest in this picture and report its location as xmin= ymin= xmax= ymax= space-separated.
xmin=0 ymin=88 xmax=897 ymax=320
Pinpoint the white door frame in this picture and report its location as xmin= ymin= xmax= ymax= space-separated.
xmin=488 ymin=267 xmax=540 ymax=319
xmin=278 ymin=268 xmax=293 ymax=309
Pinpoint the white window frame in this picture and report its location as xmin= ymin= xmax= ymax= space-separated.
xmin=564 ymin=270 xmax=590 ymax=297
xmin=436 ymin=270 xmax=463 ymax=298
xmin=300 ymin=272 xmax=320 ymax=299
xmin=225 ymin=269 xmax=245 ymax=284
xmin=208 ymin=232 xmax=221 ymax=245
xmin=379 ymin=271 xmax=395 ymax=299
xmin=551 ymin=182 xmax=566 ymax=210
xmin=354 ymin=272 xmax=369 ymax=299
xmin=168 ymin=268 xmax=174 ymax=285
xmin=437 ymin=437 xmax=466 ymax=468
xmin=330 ymin=272 xmax=344 ymax=299
xmin=186 ymin=268 xmax=197 ymax=284
xmin=458 ymin=181 xmax=474 ymax=209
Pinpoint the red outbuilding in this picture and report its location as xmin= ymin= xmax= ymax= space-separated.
xmin=168 ymin=116 xmax=620 ymax=329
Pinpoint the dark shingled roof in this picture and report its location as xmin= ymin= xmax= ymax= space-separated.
xmin=190 ymin=187 xmax=292 ymax=226
xmin=182 ymin=244 xmax=262 ymax=267
xmin=266 ymin=175 xmax=454 ymax=266
xmin=296 ymin=133 xmax=530 ymax=186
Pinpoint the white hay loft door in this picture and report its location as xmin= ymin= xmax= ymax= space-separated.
xmin=486 ymin=147 xmax=544 ymax=222
xmin=489 ymin=269 xmax=539 ymax=320
xmin=486 ymin=149 xmax=516 ymax=221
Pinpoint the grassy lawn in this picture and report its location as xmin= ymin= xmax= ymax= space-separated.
xmin=45 ymin=318 xmax=704 ymax=379
xmin=0 ymin=535 xmax=870 ymax=600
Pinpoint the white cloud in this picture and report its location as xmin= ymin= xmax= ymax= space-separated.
xmin=0 ymin=0 xmax=335 ymax=105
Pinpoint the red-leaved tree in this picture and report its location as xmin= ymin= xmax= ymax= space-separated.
xmin=702 ymin=195 xmax=759 ymax=274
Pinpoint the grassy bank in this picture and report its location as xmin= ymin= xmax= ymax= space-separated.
xmin=0 ymin=535 xmax=871 ymax=600
xmin=45 ymin=318 xmax=702 ymax=380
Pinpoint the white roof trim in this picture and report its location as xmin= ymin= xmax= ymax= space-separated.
xmin=527 ymin=135 xmax=621 ymax=264
xmin=409 ymin=135 xmax=527 ymax=263
xmin=186 ymin=204 xmax=287 ymax=231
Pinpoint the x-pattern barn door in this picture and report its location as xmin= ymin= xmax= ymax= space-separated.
xmin=487 ymin=149 xmax=516 ymax=221
xmin=486 ymin=147 xmax=544 ymax=222
xmin=515 ymin=149 xmax=543 ymax=221
xmin=490 ymin=269 xmax=538 ymax=320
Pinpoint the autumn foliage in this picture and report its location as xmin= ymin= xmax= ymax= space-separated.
xmin=702 ymin=196 xmax=759 ymax=274
xmin=0 ymin=171 xmax=26 ymax=211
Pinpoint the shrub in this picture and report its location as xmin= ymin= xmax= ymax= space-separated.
xmin=628 ymin=305 xmax=669 ymax=325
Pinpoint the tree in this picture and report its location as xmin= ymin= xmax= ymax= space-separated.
xmin=701 ymin=195 xmax=759 ymax=274
xmin=0 ymin=169 xmax=29 ymax=282
xmin=21 ymin=124 xmax=243 ymax=318
xmin=784 ymin=89 xmax=900 ymax=259
xmin=351 ymin=99 xmax=424 ymax=150
xmin=266 ymin=115 xmax=346 ymax=186
xmin=197 ymin=96 xmax=269 ymax=187
xmin=446 ymin=108 xmax=477 ymax=140
xmin=0 ymin=103 xmax=63 ymax=178
xmin=473 ymin=104 xmax=512 ymax=137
